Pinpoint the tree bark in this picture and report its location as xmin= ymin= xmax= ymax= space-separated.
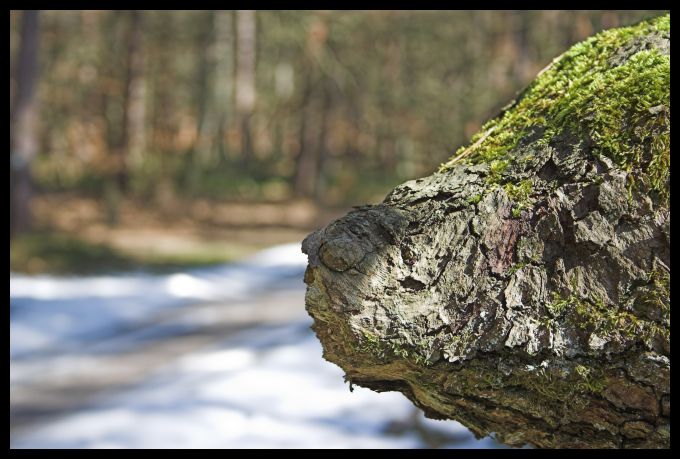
xmin=10 ymin=10 xmax=40 ymax=239
xmin=302 ymin=19 xmax=670 ymax=448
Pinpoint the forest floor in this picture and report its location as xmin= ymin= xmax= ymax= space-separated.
xmin=11 ymin=193 xmax=350 ymax=274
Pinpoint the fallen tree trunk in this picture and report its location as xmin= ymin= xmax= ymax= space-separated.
xmin=302 ymin=15 xmax=670 ymax=448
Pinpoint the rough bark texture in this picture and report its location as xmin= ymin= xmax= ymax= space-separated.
xmin=302 ymin=17 xmax=670 ymax=448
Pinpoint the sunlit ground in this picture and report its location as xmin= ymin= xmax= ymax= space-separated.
xmin=10 ymin=243 xmax=507 ymax=449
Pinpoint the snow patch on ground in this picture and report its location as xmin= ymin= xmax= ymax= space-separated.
xmin=10 ymin=243 xmax=307 ymax=358
xmin=12 ymin=320 xmax=503 ymax=449
xmin=10 ymin=243 xmax=504 ymax=448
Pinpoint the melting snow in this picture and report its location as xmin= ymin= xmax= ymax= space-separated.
xmin=10 ymin=243 xmax=504 ymax=449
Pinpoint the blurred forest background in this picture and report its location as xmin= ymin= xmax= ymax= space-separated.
xmin=10 ymin=10 xmax=664 ymax=274
xmin=10 ymin=10 xmax=667 ymax=449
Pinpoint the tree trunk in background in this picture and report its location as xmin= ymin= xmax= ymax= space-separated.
xmin=114 ymin=10 xmax=143 ymax=193
xmin=102 ymin=10 xmax=143 ymax=226
xmin=294 ymin=79 xmax=331 ymax=201
xmin=235 ymin=10 xmax=256 ymax=166
xmin=186 ymin=11 xmax=216 ymax=196
xmin=302 ymin=22 xmax=670 ymax=448
xmin=214 ymin=10 xmax=234 ymax=163
xmin=313 ymin=84 xmax=331 ymax=202
xmin=11 ymin=11 xmax=663 ymax=212
xmin=293 ymin=73 xmax=320 ymax=198
xmin=149 ymin=14 xmax=177 ymax=214
xmin=125 ymin=11 xmax=146 ymax=178
xmin=293 ymin=14 xmax=329 ymax=198
xmin=10 ymin=10 xmax=40 ymax=239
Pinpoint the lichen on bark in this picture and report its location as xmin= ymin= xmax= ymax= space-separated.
xmin=302 ymin=15 xmax=670 ymax=449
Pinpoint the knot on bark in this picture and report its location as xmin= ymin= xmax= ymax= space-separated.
xmin=302 ymin=204 xmax=409 ymax=273
xmin=319 ymin=235 xmax=366 ymax=272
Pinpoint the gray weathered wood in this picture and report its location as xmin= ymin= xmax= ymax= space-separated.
xmin=302 ymin=18 xmax=670 ymax=449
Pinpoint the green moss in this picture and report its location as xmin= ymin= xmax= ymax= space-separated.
xmin=573 ymin=365 xmax=607 ymax=394
xmin=512 ymin=365 xmax=605 ymax=404
xmin=507 ymin=262 xmax=527 ymax=276
xmin=358 ymin=330 xmax=385 ymax=357
xmin=503 ymin=180 xmax=534 ymax=217
xmin=640 ymin=262 xmax=671 ymax=316
xmin=549 ymin=290 xmax=631 ymax=334
xmin=442 ymin=14 xmax=670 ymax=205
xmin=442 ymin=328 xmax=475 ymax=363
xmin=467 ymin=193 xmax=482 ymax=205
xmin=546 ymin=290 xmax=573 ymax=317
xmin=486 ymin=159 xmax=510 ymax=185
xmin=547 ymin=285 xmax=668 ymax=347
xmin=358 ymin=329 xmax=431 ymax=366
xmin=445 ymin=359 xmax=608 ymax=417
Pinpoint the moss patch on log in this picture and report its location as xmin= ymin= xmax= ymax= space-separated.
xmin=442 ymin=14 xmax=670 ymax=205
